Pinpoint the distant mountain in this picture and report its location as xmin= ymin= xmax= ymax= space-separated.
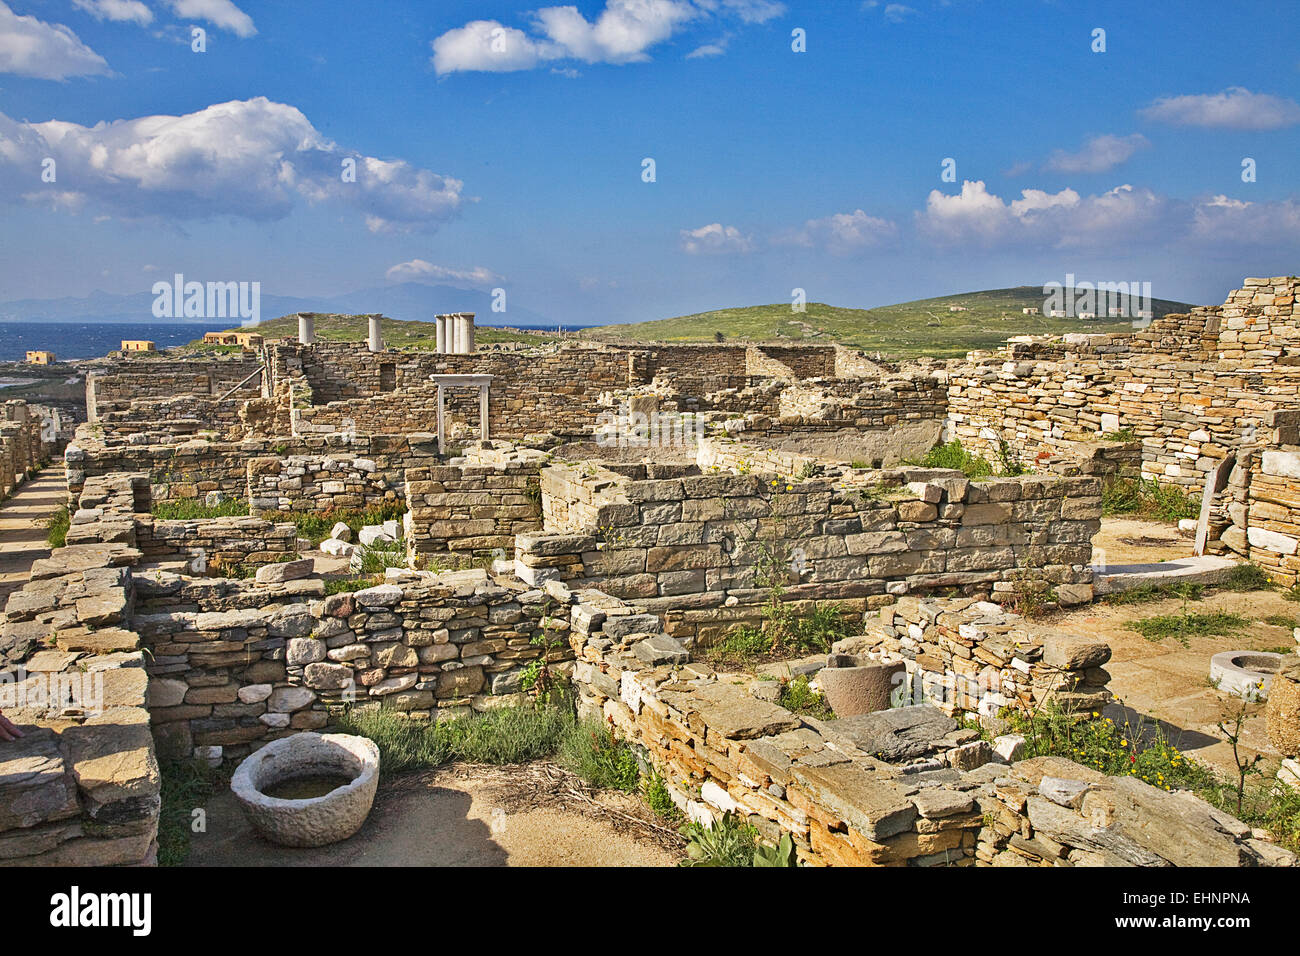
xmin=0 ymin=282 xmax=558 ymax=329
xmin=581 ymin=285 xmax=1202 ymax=359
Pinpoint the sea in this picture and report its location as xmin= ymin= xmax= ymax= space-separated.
xmin=0 ymin=321 xmax=204 ymax=362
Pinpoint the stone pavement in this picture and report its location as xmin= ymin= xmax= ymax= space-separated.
xmin=0 ymin=467 xmax=61 ymax=606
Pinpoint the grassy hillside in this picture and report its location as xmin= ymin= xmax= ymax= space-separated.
xmin=187 ymin=313 xmax=559 ymax=350
xmin=580 ymin=286 xmax=1200 ymax=359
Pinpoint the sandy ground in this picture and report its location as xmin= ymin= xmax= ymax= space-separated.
xmin=0 ymin=468 xmax=60 ymax=605
xmin=186 ymin=761 xmax=684 ymax=867
xmin=1070 ymin=517 xmax=1295 ymax=775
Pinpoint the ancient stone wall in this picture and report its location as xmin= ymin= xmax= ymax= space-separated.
xmin=0 ymin=401 xmax=47 ymax=497
xmin=136 ymin=568 xmax=571 ymax=761
xmin=66 ymin=431 xmax=438 ymax=506
xmin=521 ymin=461 xmax=1099 ymax=640
xmin=404 ymin=444 xmax=545 ymax=557
xmin=565 ymin=590 xmax=1291 ymax=867
xmin=0 ymin=542 xmax=160 ymax=865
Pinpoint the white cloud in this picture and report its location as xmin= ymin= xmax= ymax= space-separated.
xmin=385 ymin=260 xmax=504 ymax=287
xmin=433 ymin=0 xmax=780 ymax=74
xmin=883 ymin=4 xmax=918 ymax=23
xmin=918 ymin=180 xmax=1167 ymax=248
xmin=699 ymin=0 xmax=785 ymax=23
xmin=1140 ymin=87 xmax=1300 ymax=130
xmin=680 ymin=222 xmax=754 ymax=254
xmin=164 ymin=0 xmax=255 ymax=38
xmin=1190 ymin=194 xmax=1300 ymax=244
xmin=1044 ymin=133 xmax=1149 ymax=174
xmin=687 ymin=38 xmax=727 ymax=58
xmin=533 ymin=0 xmax=697 ymax=64
xmin=73 ymin=0 xmax=153 ymax=25
xmin=431 ymin=20 xmax=556 ymax=75
xmin=0 ymin=1 xmax=109 ymax=79
xmin=0 ymin=97 xmax=466 ymax=231
xmin=783 ymin=208 xmax=897 ymax=254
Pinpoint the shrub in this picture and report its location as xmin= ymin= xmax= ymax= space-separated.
xmin=45 ymin=506 xmax=69 ymax=548
xmin=443 ymin=704 xmax=573 ymax=765
xmin=559 ymin=717 xmax=640 ymax=791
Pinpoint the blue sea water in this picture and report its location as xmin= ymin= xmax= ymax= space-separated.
xmin=0 ymin=322 xmax=204 ymax=362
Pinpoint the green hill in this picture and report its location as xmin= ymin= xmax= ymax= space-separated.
xmin=186 ymin=313 xmax=559 ymax=350
xmin=580 ymin=286 xmax=1200 ymax=359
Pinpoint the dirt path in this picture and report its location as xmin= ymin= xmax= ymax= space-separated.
xmin=0 ymin=468 xmax=63 ymax=605
xmin=186 ymin=761 xmax=684 ymax=867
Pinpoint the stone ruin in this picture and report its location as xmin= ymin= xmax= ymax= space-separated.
xmin=2 ymin=275 xmax=1299 ymax=867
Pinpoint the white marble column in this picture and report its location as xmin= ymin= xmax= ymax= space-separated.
xmin=463 ymin=313 xmax=476 ymax=354
xmin=367 ymin=314 xmax=383 ymax=352
xmin=435 ymin=314 xmax=447 ymax=353
xmin=297 ymin=313 xmax=315 ymax=345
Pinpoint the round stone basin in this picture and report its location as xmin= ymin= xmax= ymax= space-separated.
xmin=1209 ymin=651 xmax=1285 ymax=701
xmin=231 ymin=733 xmax=380 ymax=847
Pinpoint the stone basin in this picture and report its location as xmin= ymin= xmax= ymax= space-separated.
xmin=1209 ymin=650 xmax=1285 ymax=701
xmin=231 ymin=732 xmax=380 ymax=847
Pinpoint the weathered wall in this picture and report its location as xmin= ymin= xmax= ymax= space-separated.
xmin=520 ymin=461 xmax=1100 ymax=642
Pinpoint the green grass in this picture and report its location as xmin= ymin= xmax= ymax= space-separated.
xmin=1003 ymin=704 xmax=1300 ymax=853
xmin=334 ymin=697 xmax=639 ymax=795
xmin=679 ymin=811 xmax=762 ymax=867
xmin=1261 ymin=615 xmax=1298 ymax=629
xmin=642 ymin=771 xmax=686 ymax=824
xmin=260 ymin=503 xmax=405 ymax=546
xmin=1225 ymin=563 xmax=1273 ymax=592
xmin=1127 ymin=611 xmax=1249 ymax=645
xmin=558 ymin=717 xmax=640 ymax=791
xmin=906 ymin=439 xmax=994 ymax=478
xmin=1102 ymin=582 xmax=1204 ymax=605
xmin=44 ymin=506 xmax=69 ymax=548
xmin=158 ymin=759 xmax=227 ymax=866
xmin=705 ymin=602 xmax=855 ymax=668
xmin=779 ymin=675 xmax=834 ymax=720
xmin=152 ymin=498 xmax=249 ymax=520
xmin=188 ymin=313 xmax=559 ymax=350
xmin=1101 ymin=476 xmax=1198 ymax=522
xmin=579 ymin=286 xmax=1196 ymax=360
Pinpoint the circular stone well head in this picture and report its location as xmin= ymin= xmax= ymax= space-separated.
xmin=231 ymin=732 xmax=380 ymax=848
xmin=1209 ymin=650 xmax=1285 ymax=701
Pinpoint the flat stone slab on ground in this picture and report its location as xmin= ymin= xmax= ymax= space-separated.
xmin=826 ymin=705 xmax=958 ymax=762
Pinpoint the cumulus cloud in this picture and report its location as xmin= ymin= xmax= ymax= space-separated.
xmin=1044 ymin=133 xmax=1149 ymax=174
xmin=782 ymin=208 xmax=897 ymax=254
xmin=164 ymin=0 xmax=255 ymax=38
xmin=432 ymin=0 xmax=781 ymax=74
xmin=918 ymin=180 xmax=1167 ymax=248
xmin=0 ymin=1 xmax=109 ymax=79
xmin=1189 ymin=195 xmax=1300 ymax=244
xmin=73 ymin=0 xmax=153 ymax=26
xmin=385 ymin=260 xmax=504 ymax=287
xmin=0 ymin=97 xmax=466 ymax=232
xmin=680 ymin=222 xmax=754 ymax=254
xmin=1140 ymin=87 xmax=1300 ymax=130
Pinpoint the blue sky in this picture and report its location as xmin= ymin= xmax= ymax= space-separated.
xmin=1 ymin=0 xmax=1298 ymax=325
